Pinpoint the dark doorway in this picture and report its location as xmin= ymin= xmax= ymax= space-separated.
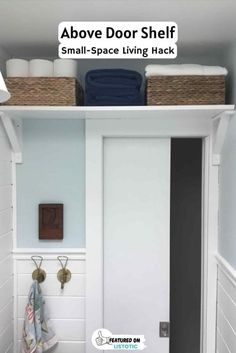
xmin=170 ymin=139 xmax=202 ymax=353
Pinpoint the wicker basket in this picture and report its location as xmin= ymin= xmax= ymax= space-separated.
xmin=3 ymin=77 xmax=84 ymax=106
xmin=146 ymin=75 xmax=225 ymax=105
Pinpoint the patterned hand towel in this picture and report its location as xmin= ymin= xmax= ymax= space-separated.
xmin=22 ymin=280 xmax=58 ymax=353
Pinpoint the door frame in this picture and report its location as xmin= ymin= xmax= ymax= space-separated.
xmin=86 ymin=117 xmax=217 ymax=353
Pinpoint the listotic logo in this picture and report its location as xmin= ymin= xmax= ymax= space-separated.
xmin=92 ymin=329 xmax=146 ymax=350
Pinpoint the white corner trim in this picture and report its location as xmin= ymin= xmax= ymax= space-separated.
xmin=0 ymin=113 xmax=22 ymax=163
xmin=13 ymin=248 xmax=86 ymax=260
xmin=212 ymin=111 xmax=235 ymax=166
xmin=215 ymin=253 xmax=236 ymax=285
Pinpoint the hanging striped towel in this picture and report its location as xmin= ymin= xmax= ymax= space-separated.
xmin=22 ymin=280 xmax=58 ymax=353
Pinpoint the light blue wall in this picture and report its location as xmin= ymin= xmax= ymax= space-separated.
xmin=219 ymin=42 xmax=236 ymax=269
xmin=17 ymin=119 xmax=85 ymax=248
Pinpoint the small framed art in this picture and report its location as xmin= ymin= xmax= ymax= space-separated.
xmin=39 ymin=204 xmax=63 ymax=240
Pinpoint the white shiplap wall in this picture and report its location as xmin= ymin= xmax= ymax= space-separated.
xmin=15 ymin=253 xmax=86 ymax=353
xmin=0 ymin=120 xmax=13 ymax=353
xmin=216 ymin=255 xmax=236 ymax=353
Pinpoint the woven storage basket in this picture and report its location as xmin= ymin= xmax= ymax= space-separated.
xmin=3 ymin=77 xmax=84 ymax=106
xmin=146 ymin=75 xmax=225 ymax=105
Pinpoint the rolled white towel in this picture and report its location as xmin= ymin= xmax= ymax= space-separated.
xmin=53 ymin=59 xmax=77 ymax=77
xmin=6 ymin=59 xmax=29 ymax=77
xmin=29 ymin=59 xmax=53 ymax=77
xmin=145 ymin=64 xmax=228 ymax=77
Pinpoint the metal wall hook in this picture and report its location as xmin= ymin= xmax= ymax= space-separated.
xmin=31 ymin=255 xmax=43 ymax=270
xmin=31 ymin=255 xmax=46 ymax=283
xmin=57 ymin=256 xmax=71 ymax=290
xmin=57 ymin=255 xmax=68 ymax=270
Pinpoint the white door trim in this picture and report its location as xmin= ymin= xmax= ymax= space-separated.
xmin=86 ymin=120 xmax=104 ymax=353
xmin=86 ymin=118 xmax=217 ymax=353
xmin=201 ymin=136 xmax=218 ymax=353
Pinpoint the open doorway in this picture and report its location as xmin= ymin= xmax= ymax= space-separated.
xmin=170 ymin=139 xmax=202 ymax=353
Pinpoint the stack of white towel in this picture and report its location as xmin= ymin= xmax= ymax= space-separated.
xmin=6 ymin=58 xmax=77 ymax=78
xmin=145 ymin=64 xmax=228 ymax=77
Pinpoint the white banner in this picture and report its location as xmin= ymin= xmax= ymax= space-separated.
xmin=58 ymin=22 xmax=178 ymax=59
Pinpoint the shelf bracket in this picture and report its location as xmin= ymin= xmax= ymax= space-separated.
xmin=0 ymin=112 xmax=22 ymax=163
xmin=212 ymin=110 xmax=235 ymax=166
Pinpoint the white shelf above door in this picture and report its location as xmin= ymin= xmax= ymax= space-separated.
xmin=0 ymin=104 xmax=234 ymax=120
xmin=0 ymin=104 xmax=234 ymax=164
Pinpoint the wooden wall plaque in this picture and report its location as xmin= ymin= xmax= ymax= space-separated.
xmin=39 ymin=204 xmax=63 ymax=240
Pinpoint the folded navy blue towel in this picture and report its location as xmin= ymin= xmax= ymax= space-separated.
xmin=85 ymin=92 xmax=144 ymax=106
xmin=86 ymin=85 xmax=140 ymax=97
xmin=85 ymin=69 xmax=143 ymax=106
xmin=85 ymin=69 xmax=142 ymax=90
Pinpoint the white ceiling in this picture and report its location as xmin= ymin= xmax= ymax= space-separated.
xmin=0 ymin=0 xmax=235 ymax=58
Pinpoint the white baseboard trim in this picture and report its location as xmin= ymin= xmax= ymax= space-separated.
xmin=215 ymin=253 xmax=236 ymax=285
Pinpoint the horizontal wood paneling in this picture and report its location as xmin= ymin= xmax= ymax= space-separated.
xmin=218 ymin=269 xmax=236 ymax=304
xmin=16 ymin=254 xmax=86 ymax=353
xmin=0 ymin=301 xmax=13 ymax=337
xmin=0 ymin=121 xmax=13 ymax=353
xmin=5 ymin=343 xmax=13 ymax=353
xmin=0 ymin=186 xmax=12 ymax=211
xmin=52 ymin=341 xmax=85 ymax=353
xmin=0 ymin=161 xmax=12 ymax=186
xmin=217 ymin=308 xmax=236 ymax=353
xmin=18 ymin=296 xmax=85 ymax=319
xmin=17 ymin=341 xmax=85 ymax=353
xmin=0 ymin=209 xmax=12 ymax=236
xmin=217 ymin=330 xmax=231 ymax=353
xmin=0 ymin=278 xmax=13 ymax=312
xmin=217 ymin=259 xmax=236 ymax=353
xmin=0 ymin=256 xmax=13 ymax=285
xmin=0 ymin=232 xmax=12 ymax=262
xmin=0 ymin=323 xmax=13 ymax=353
xmin=18 ymin=318 xmax=85 ymax=341
xmin=218 ymin=283 xmax=236 ymax=332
